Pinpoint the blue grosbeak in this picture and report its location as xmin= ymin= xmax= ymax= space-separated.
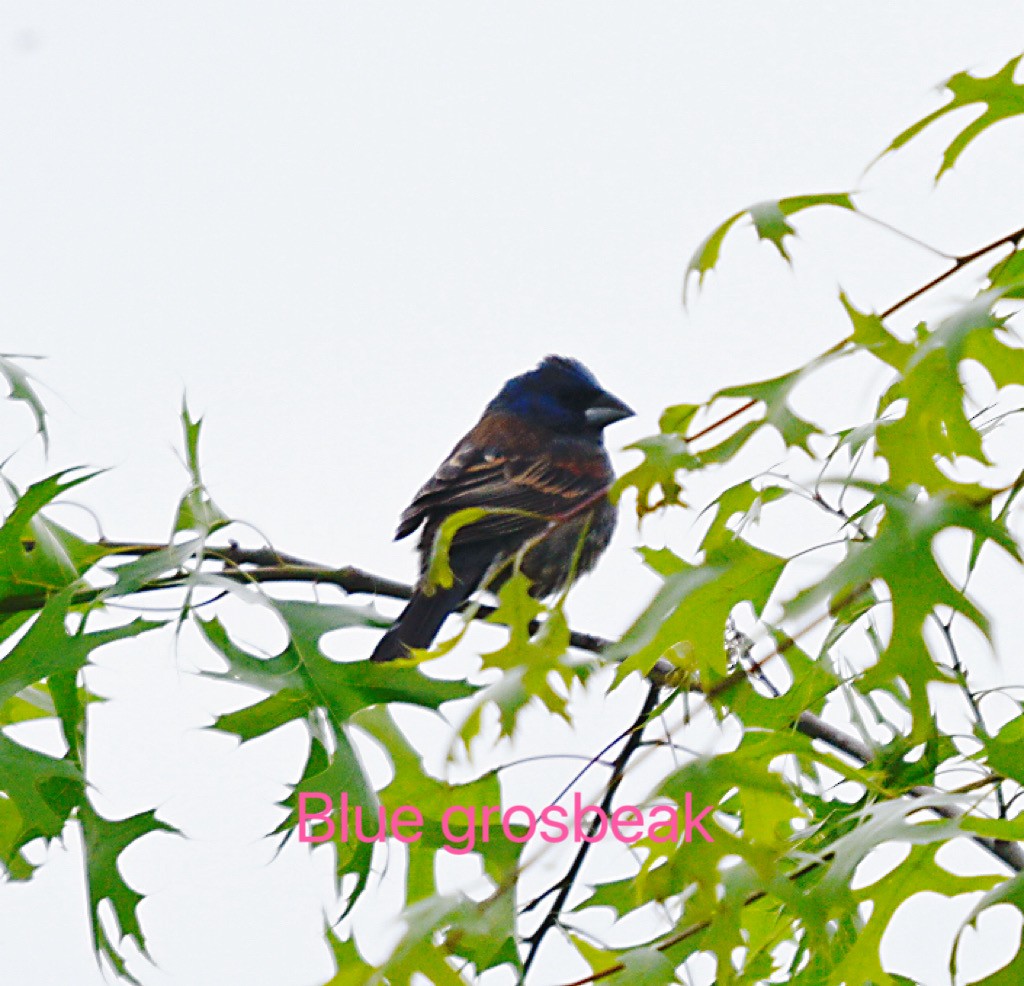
xmin=370 ymin=355 xmax=634 ymax=663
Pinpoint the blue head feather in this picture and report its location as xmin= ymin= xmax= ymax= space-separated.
xmin=487 ymin=356 xmax=630 ymax=436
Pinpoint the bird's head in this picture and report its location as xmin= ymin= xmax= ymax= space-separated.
xmin=488 ymin=355 xmax=634 ymax=438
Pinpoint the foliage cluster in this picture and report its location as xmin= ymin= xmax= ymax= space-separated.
xmin=5 ymin=54 xmax=1024 ymax=986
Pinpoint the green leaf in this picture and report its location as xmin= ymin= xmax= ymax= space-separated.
xmin=691 ymin=419 xmax=761 ymax=467
xmin=987 ymin=246 xmax=1024 ymax=298
xmin=658 ymin=403 xmax=700 ymax=435
xmin=454 ymin=668 xmax=531 ymax=751
xmin=276 ymin=731 xmax=377 ymax=911
xmin=954 ymin=869 xmax=1024 ymax=984
xmin=0 ymin=687 xmax=56 ymax=726
xmin=207 ymin=598 xmax=478 ymax=914
xmin=611 ymin=735 xmax=843 ymax=978
xmin=457 ymin=574 xmax=587 ymax=737
xmin=961 ymin=312 xmax=1024 ymax=391
xmin=788 ymin=483 xmax=1016 ymax=738
xmin=684 ymin=193 xmax=856 ymax=297
xmin=0 ymin=591 xmax=162 ymax=771
xmin=0 ymin=470 xmax=102 ymax=600
xmin=960 ymin=944 xmax=1024 ymax=986
xmin=698 ymin=479 xmax=788 ymax=555
xmin=881 ymin=55 xmax=1024 ymax=179
xmin=174 ymin=401 xmax=230 ymax=535
xmin=683 ymin=209 xmax=744 ymax=299
xmin=568 ymin=933 xmax=627 ymax=979
xmin=0 ymin=590 xmax=163 ymax=713
xmin=605 ymin=946 xmax=677 ymax=985
xmin=981 ymin=713 xmax=1024 ymax=785
xmin=197 ymin=614 xmax=304 ymax=689
xmin=203 ymin=593 xmax=475 ymax=849
xmin=271 ymin=599 xmax=476 ymax=724
xmin=784 ymin=798 xmax=1001 ymax=982
xmin=320 ymin=925 xmax=377 ymax=985
xmin=0 ymin=353 xmax=49 ymax=451
xmin=351 ymin=709 xmax=528 ymax=960
xmin=829 ymin=842 xmax=998 ymax=984
xmin=0 ymin=732 xmax=83 ymax=874
xmin=0 ymin=795 xmax=37 ymax=880
xmin=212 ymin=689 xmax=312 ymax=742
xmin=79 ymin=801 xmax=177 ymax=976
xmin=727 ymin=631 xmax=838 ymax=729
xmin=608 ymin=540 xmax=786 ymax=686
xmin=714 ymin=366 xmax=825 ymax=454
xmin=842 ymin=293 xmax=914 ymax=371
xmin=685 ymin=193 xmax=855 ymax=296
xmin=869 ymin=732 xmax=959 ymax=793
xmin=871 ymin=294 xmax=1019 ymax=495
xmin=0 ymin=684 xmax=102 ymax=728
xmin=379 ymin=891 xmax=517 ymax=983
xmin=424 ymin=507 xmax=488 ymax=590
xmin=613 ymin=434 xmax=699 ymax=519
xmin=659 ymin=734 xmax=802 ymax=849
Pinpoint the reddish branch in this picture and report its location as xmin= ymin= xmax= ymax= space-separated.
xmin=681 ymin=222 xmax=1024 ymax=448
xmin=878 ymin=222 xmax=1024 ymax=319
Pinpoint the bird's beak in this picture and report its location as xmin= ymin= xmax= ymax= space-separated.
xmin=585 ymin=391 xmax=635 ymax=429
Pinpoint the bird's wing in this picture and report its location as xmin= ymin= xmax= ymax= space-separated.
xmin=396 ymin=437 xmax=609 ymax=544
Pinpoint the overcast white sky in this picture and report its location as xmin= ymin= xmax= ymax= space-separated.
xmin=4 ymin=4 xmax=1024 ymax=985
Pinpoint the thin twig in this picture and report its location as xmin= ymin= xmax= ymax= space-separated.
xmin=855 ymin=210 xmax=956 ymax=260
xmin=519 ymin=682 xmax=661 ymax=983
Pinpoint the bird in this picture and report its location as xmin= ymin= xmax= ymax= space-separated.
xmin=369 ymin=355 xmax=634 ymax=663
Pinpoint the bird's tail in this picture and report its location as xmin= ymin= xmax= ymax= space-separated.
xmin=369 ymin=582 xmax=472 ymax=663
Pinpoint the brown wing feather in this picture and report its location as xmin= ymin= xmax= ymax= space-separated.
xmin=395 ymin=413 xmax=611 ymax=545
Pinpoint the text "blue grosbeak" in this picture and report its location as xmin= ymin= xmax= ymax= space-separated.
xmin=370 ymin=355 xmax=634 ymax=663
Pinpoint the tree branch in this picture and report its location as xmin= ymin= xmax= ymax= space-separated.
xmin=878 ymin=221 xmax=1024 ymax=320
xmin=12 ymin=539 xmax=1021 ymax=876
xmin=519 ymin=682 xmax=661 ymax=983
xmin=675 ymin=222 xmax=1024 ymax=448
